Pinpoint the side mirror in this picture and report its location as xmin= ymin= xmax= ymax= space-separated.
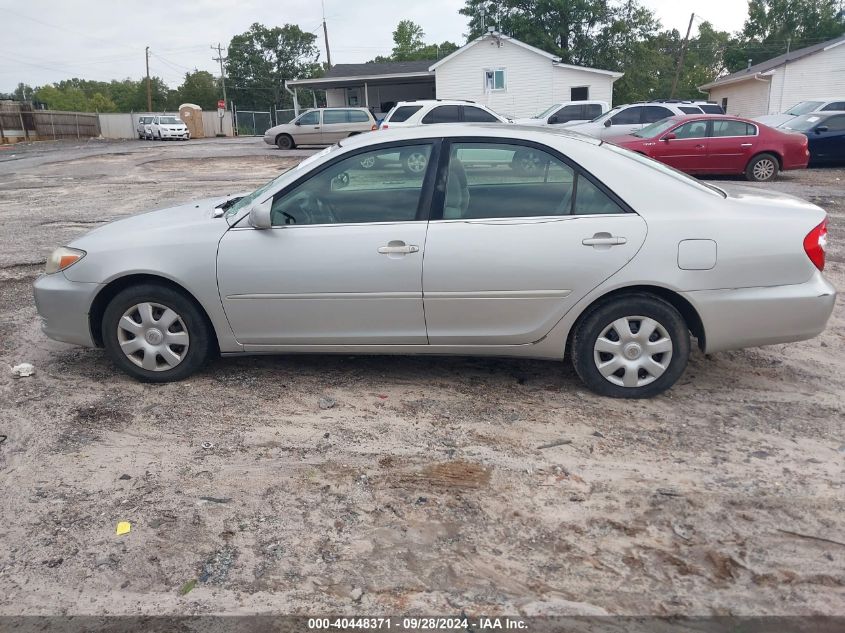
xmin=248 ymin=198 xmax=273 ymax=229
xmin=662 ymin=132 xmax=677 ymax=142
xmin=604 ymin=119 xmax=612 ymax=128
xmin=815 ymin=126 xmax=829 ymax=134
xmin=294 ymin=120 xmax=301 ymax=126
xmin=548 ymin=115 xmax=559 ymax=124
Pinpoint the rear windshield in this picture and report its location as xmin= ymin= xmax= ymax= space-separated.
xmin=387 ymin=106 xmax=422 ymax=122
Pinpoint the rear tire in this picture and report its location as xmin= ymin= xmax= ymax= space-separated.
xmin=102 ymin=284 xmax=213 ymax=383
xmin=276 ymin=134 xmax=294 ymax=150
xmin=745 ymin=153 xmax=779 ymax=182
xmin=571 ymin=294 xmax=690 ymax=398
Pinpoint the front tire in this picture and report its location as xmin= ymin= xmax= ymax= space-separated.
xmin=276 ymin=134 xmax=294 ymax=150
xmin=102 ymin=284 xmax=213 ymax=382
xmin=745 ymin=153 xmax=779 ymax=182
xmin=571 ymin=294 xmax=690 ymax=398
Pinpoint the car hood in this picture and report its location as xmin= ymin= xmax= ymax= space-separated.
xmin=511 ymin=117 xmax=546 ymax=125
xmin=755 ymin=113 xmax=793 ymax=126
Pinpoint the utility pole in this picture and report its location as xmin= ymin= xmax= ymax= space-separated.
xmin=145 ymin=46 xmax=152 ymax=112
xmin=670 ymin=13 xmax=694 ymax=99
xmin=322 ymin=0 xmax=332 ymax=69
xmin=211 ymin=43 xmax=228 ymax=135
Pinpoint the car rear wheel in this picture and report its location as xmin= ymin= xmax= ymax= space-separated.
xmin=745 ymin=153 xmax=779 ymax=182
xmin=276 ymin=134 xmax=294 ymax=150
xmin=102 ymin=284 xmax=213 ymax=382
xmin=571 ymin=294 xmax=690 ymax=398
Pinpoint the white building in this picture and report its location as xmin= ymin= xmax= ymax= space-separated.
xmin=699 ymin=34 xmax=845 ymax=118
xmin=286 ymin=33 xmax=622 ymax=118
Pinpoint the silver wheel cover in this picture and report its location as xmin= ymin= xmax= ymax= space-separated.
xmin=593 ymin=315 xmax=673 ymax=388
xmin=116 ymin=302 xmax=190 ymax=372
xmin=406 ymin=152 xmax=427 ymax=173
xmin=753 ymin=158 xmax=775 ymax=181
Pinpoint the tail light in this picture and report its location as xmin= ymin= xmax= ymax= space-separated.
xmin=803 ymin=218 xmax=828 ymax=271
xmin=381 ymin=124 xmax=388 ymax=129
xmin=371 ymin=124 xmax=377 ymax=130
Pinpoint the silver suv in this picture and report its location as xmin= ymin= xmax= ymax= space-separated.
xmin=263 ymin=108 xmax=376 ymax=149
xmin=567 ymin=103 xmax=711 ymax=139
xmin=380 ymin=100 xmax=509 ymax=129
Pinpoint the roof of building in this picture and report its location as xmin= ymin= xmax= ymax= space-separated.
xmin=323 ymin=60 xmax=435 ymax=79
xmin=700 ymin=34 xmax=845 ymax=90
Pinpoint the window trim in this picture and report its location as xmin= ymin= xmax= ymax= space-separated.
xmin=708 ymin=119 xmax=759 ymax=139
xmin=483 ymin=68 xmax=507 ymax=92
xmin=430 ymin=136 xmax=635 ymax=221
xmin=257 ymin=139 xmax=443 ymax=229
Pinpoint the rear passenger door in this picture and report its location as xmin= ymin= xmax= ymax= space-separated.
xmin=321 ymin=109 xmax=350 ymax=143
xmin=602 ymin=106 xmax=644 ymax=138
xmin=705 ymin=119 xmax=758 ymax=172
xmin=812 ymin=114 xmax=845 ymax=162
xmin=421 ymin=140 xmax=647 ymax=345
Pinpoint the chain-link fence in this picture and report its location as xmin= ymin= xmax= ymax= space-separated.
xmin=234 ymin=110 xmax=272 ymax=136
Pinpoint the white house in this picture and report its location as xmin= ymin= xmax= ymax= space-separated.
xmin=699 ymin=34 xmax=845 ymax=118
xmin=286 ymin=33 xmax=622 ymax=118
xmin=431 ymin=33 xmax=622 ymax=118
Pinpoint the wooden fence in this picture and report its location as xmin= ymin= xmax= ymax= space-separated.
xmin=0 ymin=103 xmax=100 ymax=142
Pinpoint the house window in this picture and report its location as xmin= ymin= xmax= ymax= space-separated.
xmin=484 ymin=69 xmax=506 ymax=91
xmin=571 ymin=86 xmax=589 ymax=101
xmin=721 ymin=97 xmax=728 ymax=112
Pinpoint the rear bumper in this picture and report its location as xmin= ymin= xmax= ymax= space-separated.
xmin=33 ymin=273 xmax=101 ymax=347
xmin=683 ymin=271 xmax=836 ymax=353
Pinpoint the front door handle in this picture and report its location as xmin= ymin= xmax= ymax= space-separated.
xmin=582 ymin=234 xmax=627 ymax=247
xmin=378 ymin=241 xmax=419 ymax=255
xmin=740 ymin=143 xmax=752 ymax=148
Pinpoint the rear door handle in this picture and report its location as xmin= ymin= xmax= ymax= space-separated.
xmin=582 ymin=235 xmax=627 ymax=247
xmin=740 ymin=143 xmax=753 ymax=147
xmin=378 ymin=242 xmax=419 ymax=255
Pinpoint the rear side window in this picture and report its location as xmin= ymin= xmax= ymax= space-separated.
xmin=386 ymin=106 xmax=422 ymax=122
xmin=822 ymin=102 xmax=845 ymax=111
xmin=463 ymin=106 xmax=499 ymax=122
xmin=712 ymin=120 xmax=755 ymax=136
xmin=573 ymin=177 xmax=626 ymax=215
xmin=610 ymin=106 xmax=642 ymax=125
xmin=642 ymin=106 xmax=674 ymax=123
xmin=554 ymin=104 xmax=584 ymax=122
xmin=584 ymin=104 xmax=603 ymax=119
xmin=348 ymin=110 xmax=370 ymax=123
xmin=323 ymin=110 xmax=346 ymax=124
xmin=421 ymin=105 xmax=461 ymax=124
xmin=699 ymin=104 xmax=724 ymax=114
xmin=679 ymin=106 xmax=702 ymax=114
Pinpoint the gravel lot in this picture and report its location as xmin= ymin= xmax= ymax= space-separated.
xmin=0 ymin=137 xmax=843 ymax=617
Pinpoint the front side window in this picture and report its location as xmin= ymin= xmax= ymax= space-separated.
xmin=421 ymin=105 xmax=461 ymax=124
xmin=584 ymin=104 xmax=603 ymax=119
xmin=270 ymin=143 xmax=433 ymax=226
xmin=673 ymin=120 xmax=708 ymax=139
xmin=442 ymin=142 xmax=624 ymax=220
xmin=712 ymin=120 xmax=755 ymax=137
xmin=298 ymin=110 xmax=320 ymax=125
xmin=387 ymin=105 xmax=422 ymax=122
xmin=611 ymin=106 xmax=643 ymax=125
xmin=822 ymin=101 xmax=845 ymax=111
xmin=554 ymin=104 xmax=584 ymax=122
xmin=484 ymin=68 xmax=506 ymax=91
xmin=786 ymin=101 xmax=824 ymax=116
xmin=463 ymin=106 xmax=499 ymax=122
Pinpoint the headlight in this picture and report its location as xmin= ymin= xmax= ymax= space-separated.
xmin=45 ymin=247 xmax=85 ymax=274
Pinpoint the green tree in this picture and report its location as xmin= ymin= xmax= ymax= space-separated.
xmin=225 ymin=22 xmax=321 ymax=110
xmin=88 ymin=92 xmax=117 ymax=112
xmin=370 ymin=21 xmax=459 ymax=62
xmin=14 ymin=83 xmax=35 ymax=101
xmin=725 ymin=0 xmax=845 ymax=72
xmin=177 ymin=70 xmax=219 ymax=109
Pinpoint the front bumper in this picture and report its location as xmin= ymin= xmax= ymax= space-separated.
xmin=160 ymin=130 xmax=190 ymax=139
xmin=684 ymin=270 xmax=837 ymax=353
xmin=33 ymin=273 xmax=102 ymax=347
xmin=263 ymin=134 xmax=275 ymax=145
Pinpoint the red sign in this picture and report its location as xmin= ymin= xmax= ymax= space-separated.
xmin=217 ymin=99 xmax=225 ymax=109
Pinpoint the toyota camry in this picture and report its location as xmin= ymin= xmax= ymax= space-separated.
xmin=33 ymin=125 xmax=835 ymax=398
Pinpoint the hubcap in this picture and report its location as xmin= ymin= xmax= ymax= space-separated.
xmin=753 ymin=159 xmax=775 ymax=180
xmin=593 ymin=316 xmax=673 ymax=388
xmin=117 ymin=302 xmax=189 ymax=372
xmin=406 ymin=153 xmax=427 ymax=172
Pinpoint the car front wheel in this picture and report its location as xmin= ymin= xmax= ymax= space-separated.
xmin=276 ymin=134 xmax=294 ymax=150
xmin=571 ymin=294 xmax=690 ymax=398
xmin=745 ymin=153 xmax=779 ymax=182
xmin=102 ymin=284 xmax=213 ymax=382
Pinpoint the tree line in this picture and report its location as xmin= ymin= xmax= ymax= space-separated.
xmin=3 ymin=0 xmax=843 ymax=112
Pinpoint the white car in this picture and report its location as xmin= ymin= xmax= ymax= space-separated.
xmin=136 ymin=115 xmax=154 ymax=140
xmin=149 ymin=115 xmax=190 ymax=141
xmin=566 ymin=103 xmax=709 ymax=139
xmin=380 ymin=100 xmax=509 ymax=129
xmin=755 ymin=98 xmax=845 ymax=128
xmin=512 ymin=101 xmax=609 ymax=126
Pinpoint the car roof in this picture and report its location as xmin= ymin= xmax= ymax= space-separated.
xmin=395 ymin=99 xmax=484 ymax=106
xmin=662 ymin=114 xmax=755 ymax=123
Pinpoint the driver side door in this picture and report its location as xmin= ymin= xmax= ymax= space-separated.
xmin=216 ymin=142 xmax=437 ymax=348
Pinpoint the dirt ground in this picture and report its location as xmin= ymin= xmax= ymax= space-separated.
xmin=0 ymin=137 xmax=843 ymax=618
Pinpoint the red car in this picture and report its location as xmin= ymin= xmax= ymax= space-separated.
xmin=611 ymin=115 xmax=809 ymax=182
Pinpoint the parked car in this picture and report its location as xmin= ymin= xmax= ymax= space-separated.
xmin=512 ymin=101 xmax=609 ymax=126
xmin=136 ymin=115 xmax=154 ymax=140
xmin=566 ymin=102 xmax=710 ymax=139
xmin=263 ymin=108 xmax=376 ymax=150
xmin=780 ymin=111 xmax=845 ymax=165
xmin=612 ymin=115 xmax=809 ymax=181
xmin=755 ymin=98 xmax=845 ymax=127
xmin=379 ymin=100 xmax=509 ymax=128
xmin=149 ymin=115 xmax=190 ymax=141
xmin=34 ymin=125 xmax=835 ymax=398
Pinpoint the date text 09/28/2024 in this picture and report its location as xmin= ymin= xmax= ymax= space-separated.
xmin=307 ymin=617 xmax=528 ymax=630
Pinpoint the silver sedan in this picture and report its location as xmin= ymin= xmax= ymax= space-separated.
xmin=33 ymin=125 xmax=836 ymax=398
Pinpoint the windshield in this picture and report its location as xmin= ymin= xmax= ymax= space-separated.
xmin=782 ymin=114 xmax=823 ymax=132
xmin=604 ymin=142 xmax=725 ymax=198
xmin=224 ymin=145 xmax=339 ymax=220
xmin=785 ymin=101 xmax=824 ymax=116
xmin=532 ymin=104 xmax=560 ymax=119
xmin=633 ymin=119 xmax=678 ymax=138
xmin=160 ymin=116 xmax=181 ymax=125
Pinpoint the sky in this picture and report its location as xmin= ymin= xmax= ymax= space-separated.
xmin=0 ymin=0 xmax=751 ymax=93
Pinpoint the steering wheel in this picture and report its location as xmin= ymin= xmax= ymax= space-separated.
xmin=294 ymin=191 xmax=340 ymax=224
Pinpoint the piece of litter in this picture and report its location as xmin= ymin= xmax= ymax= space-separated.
xmin=201 ymin=442 xmax=214 ymax=450
xmin=537 ymin=438 xmax=572 ymax=450
xmin=178 ymin=579 xmax=197 ymax=596
xmin=115 ymin=521 xmax=131 ymax=536
xmin=198 ymin=496 xmax=231 ymax=504
xmin=318 ymin=396 xmax=337 ymax=410
xmin=10 ymin=363 xmax=35 ymax=378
